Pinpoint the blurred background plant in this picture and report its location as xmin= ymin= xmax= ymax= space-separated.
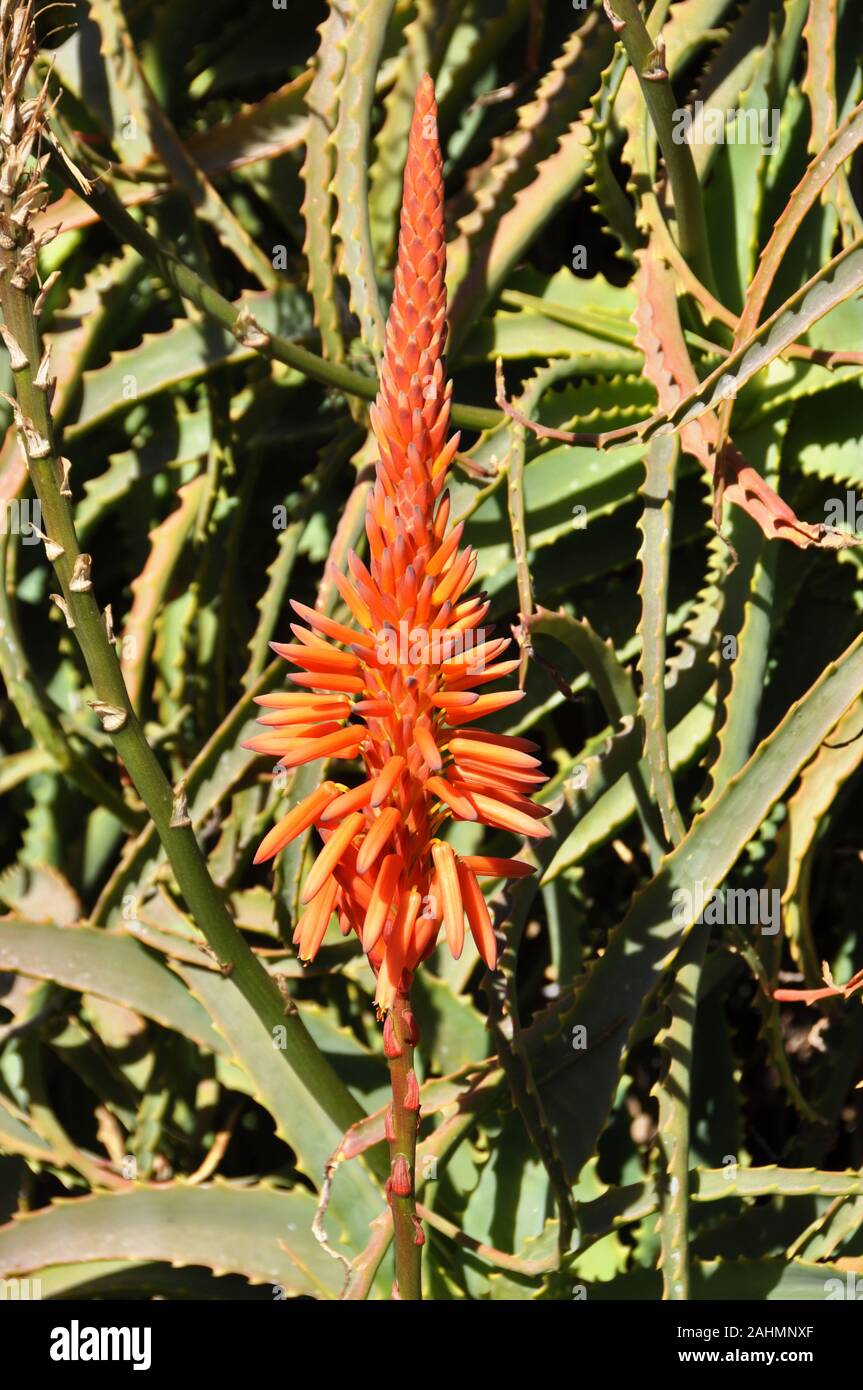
xmin=0 ymin=0 xmax=862 ymax=1301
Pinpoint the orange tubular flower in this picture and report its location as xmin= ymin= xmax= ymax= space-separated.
xmin=247 ymin=74 xmax=549 ymax=1013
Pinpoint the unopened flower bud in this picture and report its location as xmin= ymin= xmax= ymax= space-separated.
xmin=404 ymin=1069 xmax=420 ymax=1112
xmin=383 ymin=1013 xmax=403 ymax=1058
xmin=390 ymin=1155 xmax=412 ymax=1197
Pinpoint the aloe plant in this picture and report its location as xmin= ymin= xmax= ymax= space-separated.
xmin=0 ymin=0 xmax=862 ymax=1306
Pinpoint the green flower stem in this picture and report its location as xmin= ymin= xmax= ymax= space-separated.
xmin=610 ymin=0 xmax=717 ymax=293
xmin=45 ymin=140 xmax=502 ymax=436
xmin=0 ymin=271 xmax=384 ymax=1165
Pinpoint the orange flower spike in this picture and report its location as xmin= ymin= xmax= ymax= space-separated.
xmin=249 ymin=74 xmax=548 ymax=1004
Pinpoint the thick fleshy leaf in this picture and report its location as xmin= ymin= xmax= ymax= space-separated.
xmin=0 ymin=1183 xmax=344 ymax=1297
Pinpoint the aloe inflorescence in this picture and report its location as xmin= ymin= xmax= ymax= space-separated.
xmin=247 ymin=77 xmax=549 ymax=1014
xmin=246 ymin=79 xmax=552 ymax=1294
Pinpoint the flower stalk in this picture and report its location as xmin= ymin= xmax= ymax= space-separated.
xmin=385 ymin=994 xmax=423 ymax=1299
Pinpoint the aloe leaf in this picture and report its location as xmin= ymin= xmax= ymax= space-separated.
xmin=532 ymin=622 xmax=863 ymax=1181
xmin=706 ymin=21 xmax=777 ymax=310
xmin=0 ymin=748 xmax=53 ymax=794
xmin=801 ymin=0 xmax=863 ymax=241
xmin=301 ymin=4 xmax=352 ymax=365
xmin=543 ymin=696 xmax=715 ymax=878
xmin=652 ymin=933 xmax=708 ymax=1301
xmin=411 ymin=969 xmax=489 ymax=1075
xmin=528 ymin=606 xmax=668 ymax=865
xmin=368 ymin=0 xmax=459 ymax=266
xmin=43 ymin=16 xmax=152 ymax=170
xmin=482 ymin=819 xmax=578 ymax=1250
xmin=767 ymin=697 xmax=863 ymax=981
xmin=48 ymin=1014 xmax=140 ymax=1134
xmin=636 ymin=435 xmax=686 ymax=845
xmin=0 ymin=862 xmax=80 ymax=925
xmin=74 ymin=408 xmax=214 ymax=537
xmin=22 ymin=1261 xmax=273 ymax=1300
xmin=648 ymin=239 xmax=863 ymax=437
xmin=88 ymin=0 xmax=280 ymax=288
xmin=0 ymin=1182 xmax=344 ymax=1297
xmin=456 ymin=1109 xmax=554 ymax=1295
xmin=330 ymin=0 xmax=395 ymax=360
xmin=0 ymin=919 xmax=225 ymax=1055
xmin=0 ymin=1092 xmax=60 ymax=1165
xmin=124 ymin=916 xmax=217 ymax=971
xmin=46 ymin=71 xmax=311 ymax=236
xmin=188 ymin=72 xmax=310 ymax=174
xmin=776 ymin=0 xmax=810 ymax=92
xmin=740 ymin=95 xmax=863 ymax=340
xmin=499 ymin=359 xmax=585 ymax=679
xmin=122 ymin=475 xmax=208 ymax=711
xmin=625 ymin=243 xmax=851 ymax=549
xmin=434 ymin=0 xmax=529 ymax=132
xmin=795 ymin=382 xmax=863 ymax=490
xmin=176 ymin=965 xmax=382 ymax=1247
xmin=448 ymin=7 xmax=611 ymax=351
xmin=15 ymin=1037 xmax=126 ymax=1191
xmin=790 ymin=1193 xmax=863 ymax=1262
xmin=243 ymin=422 xmax=360 ymax=689
xmin=585 ymin=48 xmax=639 ymax=259
xmin=49 ymin=248 xmax=145 ymax=422
xmin=462 ymin=313 xmax=641 ymax=371
xmin=0 ymin=534 xmax=141 ymax=829
xmin=702 ymin=422 xmax=784 ymax=807
xmin=576 ymin=1162 xmax=863 ymax=1245
xmin=625 ymin=287 xmax=705 ymax=1295
xmin=66 ymin=291 xmax=312 ymax=438
xmin=587 ymin=1255 xmax=859 ymax=1299
xmin=447 ymin=25 xmax=611 ymax=348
